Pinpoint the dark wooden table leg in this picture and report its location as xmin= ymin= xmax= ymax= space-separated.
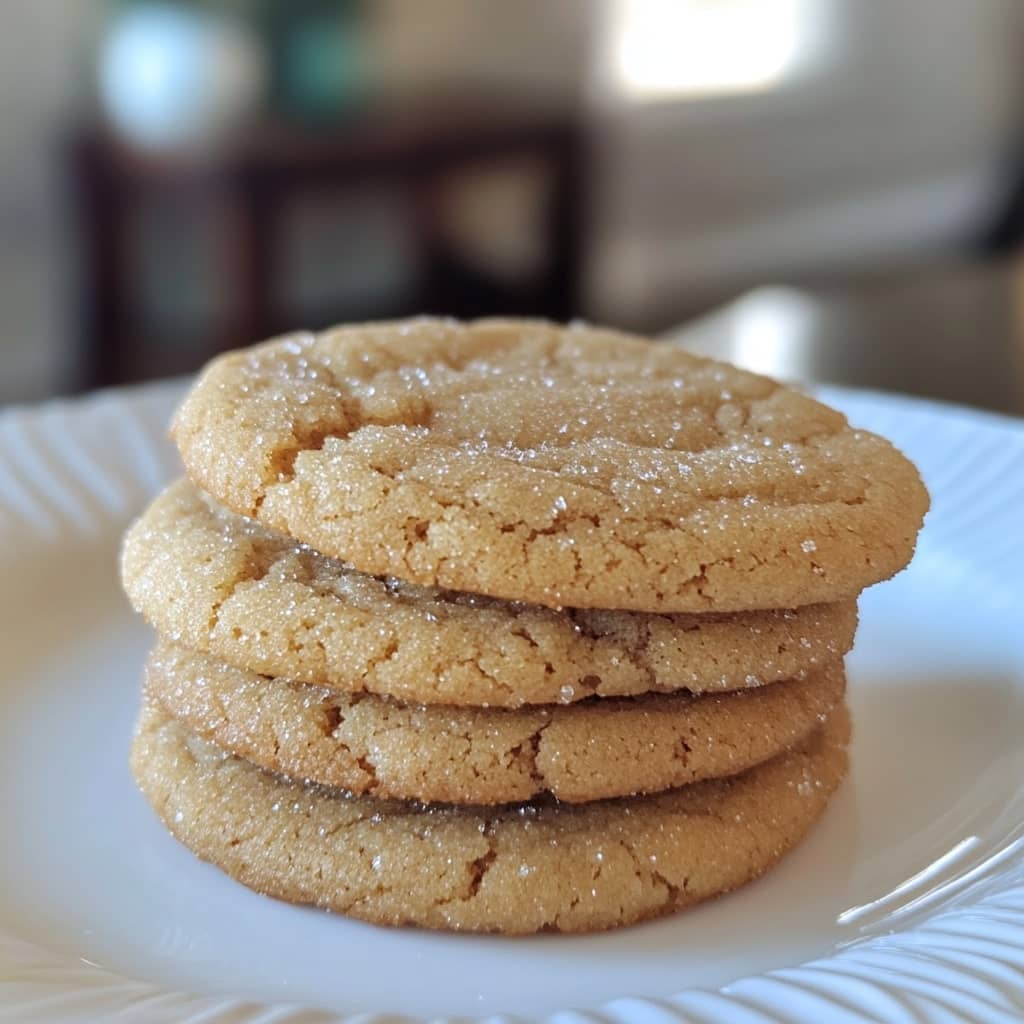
xmin=547 ymin=126 xmax=585 ymax=322
xmin=220 ymin=171 xmax=278 ymax=350
xmin=70 ymin=136 xmax=125 ymax=390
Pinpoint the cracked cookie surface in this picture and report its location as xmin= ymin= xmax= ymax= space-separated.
xmin=172 ymin=317 xmax=928 ymax=612
xmin=123 ymin=480 xmax=858 ymax=706
xmin=146 ymin=640 xmax=846 ymax=804
xmin=131 ymin=699 xmax=849 ymax=933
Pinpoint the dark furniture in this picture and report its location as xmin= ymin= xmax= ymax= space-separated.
xmin=70 ymin=100 xmax=584 ymax=389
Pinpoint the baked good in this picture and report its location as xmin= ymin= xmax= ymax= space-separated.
xmin=146 ymin=639 xmax=846 ymax=803
xmin=122 ymin=479 xmax=858 ymax=706
xmin=131 ymin=699 xmax=850 ymax=934
xmin=172 ymin=318 xmax=929 ymax=611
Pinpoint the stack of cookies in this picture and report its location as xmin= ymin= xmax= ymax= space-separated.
xmin=122 ymin=318 xmax=928 ymax=934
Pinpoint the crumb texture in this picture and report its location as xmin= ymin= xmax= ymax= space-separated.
xmin=171 ymin=318 xmax=929 ymax=611
xmin=131 ymin=700 xmax=850 ymax=934
xmin=122 ymin=480 xmax=859 ymax=705
xmin=147 ymin=640 xmax=846 ymax=804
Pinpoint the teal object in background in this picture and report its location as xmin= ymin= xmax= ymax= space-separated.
xmin=262 ymin=0 xmax=368 ymax=123
xmin=101 ymin=0 xmax=370 ymax=133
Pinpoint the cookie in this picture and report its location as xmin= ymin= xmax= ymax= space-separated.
xmin=131 ymin=699 xmax=850 ymax=934
xmin=122 ymin=480 xmax=858 ymax=707
xmin=146 ymin=640 xmax=846 ymax=804
xmin=172 ymin=318 xmax=928 ymax=612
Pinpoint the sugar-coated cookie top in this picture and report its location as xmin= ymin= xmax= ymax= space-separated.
xmin=173 ymin=318 xmax=929 ymax=611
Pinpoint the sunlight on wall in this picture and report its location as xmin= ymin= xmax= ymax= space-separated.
xmin=605 ymin=0 xmax=820 ymax=101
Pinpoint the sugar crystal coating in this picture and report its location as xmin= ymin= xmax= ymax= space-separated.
xmin=146 ymin=640 xmax=846 ymax=804
xmin=172 ymin=317 xmax=929 ymax=611
xmin=131 ymin=699 xmax=850 ymax=934
xmin=121 ymin=480 xmax=859 ymax=707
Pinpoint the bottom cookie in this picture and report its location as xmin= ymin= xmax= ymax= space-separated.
xmin=131 ymin=700 xmax=850 ymax=934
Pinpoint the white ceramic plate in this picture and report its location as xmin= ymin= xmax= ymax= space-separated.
xmin=0 ymin=381 xmax=1022 ymax=1024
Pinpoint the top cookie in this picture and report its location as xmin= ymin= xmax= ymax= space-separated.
xmin=173 ymin=318 xmax=929 ymax=611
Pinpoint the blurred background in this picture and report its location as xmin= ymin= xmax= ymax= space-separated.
xmin=3 ymin=0 xmax=1024 ymax=411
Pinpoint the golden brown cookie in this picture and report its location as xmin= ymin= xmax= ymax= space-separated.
xmin=122 ymin=480 xmax=858 ymax=706
xmin=131 ymin=699 xmax=850 ymax=934
xmin=146 ymin=640 xmax=846 ymax=804
xmin=172 ymin=318 xmax=928 ymax=612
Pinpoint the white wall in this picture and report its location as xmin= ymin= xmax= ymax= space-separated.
xmin=366 ymin=0 xmax=591 ymax=102
xmin=0 ymin=0 xmax=103 ymax=402
xmin=586 ymin=0 xmax=1024 ymax=326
